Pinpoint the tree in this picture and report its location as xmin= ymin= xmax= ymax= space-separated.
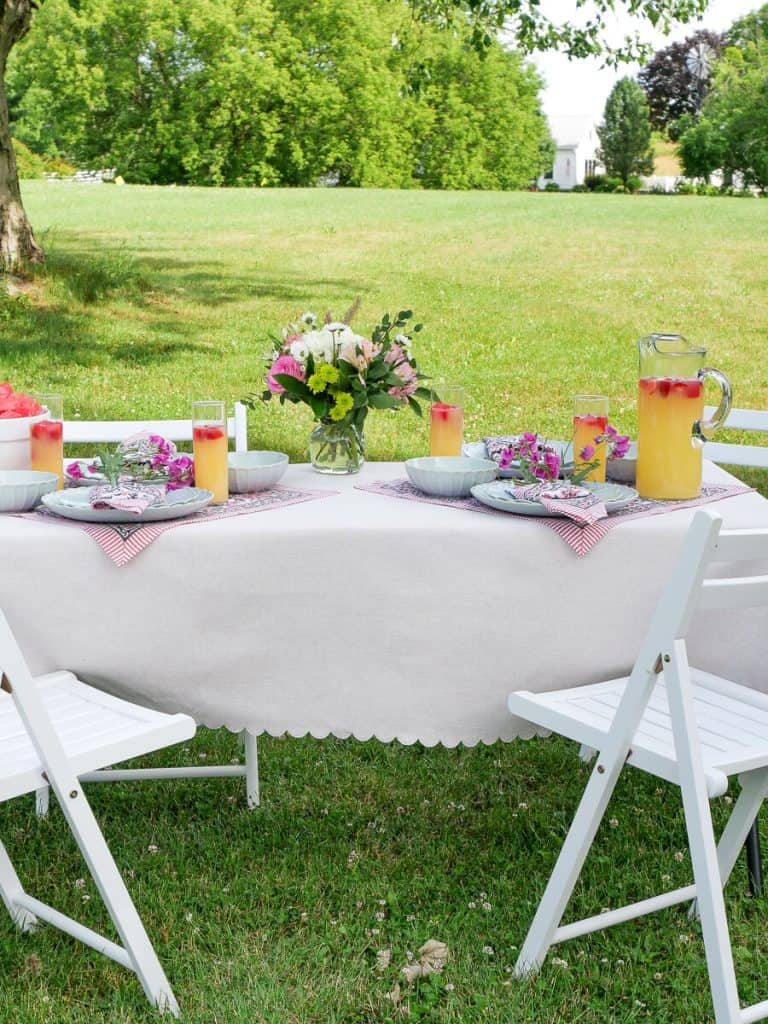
xmin=0 ymin=2 xmax=42 ymax=269
xmin=10 ymin=0 xmax=553 ymax=190
xmin=597 ymin=77 xmax=654 ymax=186
xmin=727 ymin=3 xmax=768 ymax=49
xmin=0 ymin=0 xmax=715 ymax=271
xmin=677 ymin=41 xmax=768 ymax=191
xmin=637 ymin=29 xmax=723 ymax=135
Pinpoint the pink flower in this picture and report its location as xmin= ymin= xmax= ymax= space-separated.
xmin=610 ymin=434 xmax=632 ymax=460
xmin=579 ymin=445 xmax=595 ymax=461
xmin=384 ymin=344 xmax=418 ymax=402
xmin=66 ymin=461 xmax=85 ymax=481
xmin=167 ymin=455 xmax=194 ymax=490
xmin=340 ymin=336 xmax=380 ymax=371
xmin=267 ymin=355 xmax=306 ymax=394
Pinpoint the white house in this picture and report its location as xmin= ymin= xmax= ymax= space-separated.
xmin=537 ymin=115 xmax=604 ymax=190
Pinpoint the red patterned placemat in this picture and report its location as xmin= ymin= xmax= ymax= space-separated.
xmin=355 ymin=478 xmax=753 ymax=557
xmin=19 ymin=485 xmax=338 ymax=566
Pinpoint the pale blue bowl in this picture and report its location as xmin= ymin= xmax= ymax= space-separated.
xmin=405 ymin=456 xmax=497 ymax=498
xmin=228 ymin=451 xmax=289 ymax=492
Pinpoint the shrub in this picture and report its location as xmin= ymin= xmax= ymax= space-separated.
xmin=571 ymin=184 xmax=589 ymax=192
xmin=13 ymin=138 xmax=46 ymax=178
xmin=626 ymin=175 xmax=644 ymax=193
xmin=595 ymin=175 xmax=624 ymax=193
xmin=584 ymin=173 xmax=605 ymax=191
xmin=543 ymin=181 xmax=560 ymax=192
xmin=695 ymin=182 xmax=719 ymax=196
xmin=676 ymin=181 xmax=697 ymax=194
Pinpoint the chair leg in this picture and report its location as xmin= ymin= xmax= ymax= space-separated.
xmin=0 ymin=839 xmax=37 ymax=932
xmin=35 ymin=785 xmax=50 ymax=818
xmin=666 ymin=643 xmax=742 ymax=1024
xmin=746 ymin=816 xmax=763 ymax=898
xmin=514 ymin=749 xmax=627 ymax=975
xmin=243 ymin=731 xmax=259 ymax=809
xmin=51 ymin=785 xmax=180 ymax=1015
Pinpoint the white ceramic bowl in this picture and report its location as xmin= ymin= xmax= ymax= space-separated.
xmin=405 ymin=456 xmax=497 ymax=498
xmin=607 ymin=442 xmax=638 ymax=484
xmin=0 ymin=470 xmax=59 ymax=512
xmin=228 ymin=451 xmax=289 ymax=492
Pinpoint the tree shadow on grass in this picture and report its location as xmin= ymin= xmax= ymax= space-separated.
xmin=1 ymin=241 xmax=376 ymax=376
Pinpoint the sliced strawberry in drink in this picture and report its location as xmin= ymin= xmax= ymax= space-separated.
xmin=31 ymin=419 xmax=63 ymax=441
xmin=193 ymin=425 xmax=225 ymax=441
xmin=639 ymin=377 xmax=656 ymax=394
xmin=685 ymin=379 xmax=702 ymax=399
xmin=657 ymin=379 xmax=672 ymax=397
xmin=431 ymin=402 xmax=458 ymax=422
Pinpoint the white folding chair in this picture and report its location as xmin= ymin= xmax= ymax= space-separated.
xmin=0 ymin=609 xmax=195 ymax=1015
xmin=704 ymin=407 xmax=768 ymax=470
xmin=509 ymin=510 xmax=768 ymax=1024
xmin=42 ymin=402 xmax=261 ymax=814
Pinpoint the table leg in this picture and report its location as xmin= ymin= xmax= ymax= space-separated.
xmin=746 ymin=815 xmax=763 ymax=898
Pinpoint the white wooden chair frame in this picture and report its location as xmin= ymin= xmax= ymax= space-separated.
xmin=509 ymin=510 xmax=768 ymax=1024
xmin=34 ymin=403 xmax=260 ymax=815
xmin=0 ymin=611 xmax=194 ymax=1014
xmin=703 ymin=406 xmax=768 ymax=469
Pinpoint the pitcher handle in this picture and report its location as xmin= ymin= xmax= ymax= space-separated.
xmin=693 ymin=367 xmax=732 ymax=445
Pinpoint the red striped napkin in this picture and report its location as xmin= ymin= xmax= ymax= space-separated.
xmin=506 ymin=483 xmax=608 ymax=526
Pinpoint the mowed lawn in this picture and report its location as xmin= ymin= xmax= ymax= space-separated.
xmin=1 ymin=185 xmax=768 ymax=1024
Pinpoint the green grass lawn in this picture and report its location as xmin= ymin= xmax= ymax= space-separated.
xmin=2 ymin=184 xmax=768 ymax=1023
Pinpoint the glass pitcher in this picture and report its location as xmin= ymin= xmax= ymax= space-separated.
xmin=636 ymin=334 xmax=732 ymax=500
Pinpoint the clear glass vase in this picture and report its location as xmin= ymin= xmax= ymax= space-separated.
xmin=309 ymin=419 xmax=365 ymax=475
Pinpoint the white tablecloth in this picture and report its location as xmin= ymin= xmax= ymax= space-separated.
xmin=2 ymin=463 xmax=767 ymax=747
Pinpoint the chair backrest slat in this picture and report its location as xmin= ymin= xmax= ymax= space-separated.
xmin=703 ymin=405 xmax=768 ymax=469
xmin=704 ymin=407 xmax=768 ymax=433
xmin=711 ymin=529 xmax=768 ymax=564
xmin=63 ymin=402 xmax=248 ymax=452
xmin=698 ymin=576 xmax=768 ymax=613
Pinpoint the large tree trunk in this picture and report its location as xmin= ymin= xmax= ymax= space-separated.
xmin=0 ymin=1 xmax=43 ymax=271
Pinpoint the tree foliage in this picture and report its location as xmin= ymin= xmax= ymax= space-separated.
xmin=407 ymin=0 xmax=711 ymax=65
xmin=597 ymin=77 xmax=654 ymax=186
xmin=677 ymin=39 xmax=768 ymax=191
xmin=637 ymin=29 xmax=723 ymax=134
xmin=8 ymin=0 xmax=554 ymax=189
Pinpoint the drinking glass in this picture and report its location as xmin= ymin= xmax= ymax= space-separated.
xmin=30 ymin=393 xmax=64 ymax=489
xmin=429 ymin=385 xmax=465 ymax=456
xmin=573 ymin=395 xmax=609 ymax=483
xmin=192 ymin=400 xmax=229 ymax=504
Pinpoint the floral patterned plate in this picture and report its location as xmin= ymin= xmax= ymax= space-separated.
xmin=41 ymin=486 xmax=213 ymax=523
xmin=470 ymin=480 xmax=638 ymax=517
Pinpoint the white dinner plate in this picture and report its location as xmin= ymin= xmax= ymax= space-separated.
xmin=470 ymin=480 xmax=639 ymax=518
xmin=462 ymin=439 xmax=573 ymax=479
xmin=41 ymin=486 xmax=213 ymax=523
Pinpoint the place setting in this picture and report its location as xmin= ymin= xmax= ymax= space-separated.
xmin=0 ymin=388 xmax=334 ymax=565
xmin=358 ymin=335 xmax=752 ymax=556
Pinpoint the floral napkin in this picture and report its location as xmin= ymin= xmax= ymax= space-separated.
xmin=505 ymin=483 xmax=608 ymax=526
xmin=89 ymin=482 xmax=167 ymax=515
xmin=482 ymin=435 xmax=522 ymax=463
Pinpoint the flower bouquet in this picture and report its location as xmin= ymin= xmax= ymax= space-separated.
xmin=246 ymin=308 xmax=430 ymax=474
xmin=66 ymin=432 xmax=194 ymax=490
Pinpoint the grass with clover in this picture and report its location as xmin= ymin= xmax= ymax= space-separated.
xmin=1 ymin=182 xmax=768 ymax=1024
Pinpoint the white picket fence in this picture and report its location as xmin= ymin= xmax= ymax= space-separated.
xmin=45 ymin=168 xmax=117 ymax=184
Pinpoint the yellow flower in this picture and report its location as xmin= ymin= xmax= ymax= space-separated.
xmin=319 ymin=364 xmax=340 ymax=385
xmin=308 ymin=373 xmax=326 ymax=394
xmin=329 ymin=392 xmax=354 ymax=421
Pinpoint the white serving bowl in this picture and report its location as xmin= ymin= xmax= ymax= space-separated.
xmin=0 ymin=470 xmax=59 ymax=512
xmin=607 ymin=442 xmax=638 ymax=484
xmin=405 ymin=456 xmax=497 ymax=498
xmin=228 ymin=451 xmax=289 ymax=492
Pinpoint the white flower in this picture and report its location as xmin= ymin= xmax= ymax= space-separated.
xmin=290 ymin=339 xmax=309 ymax=363
xmin=300 ymin=312 xmax=317 ymax=326
xmin=303 ymin=327 xmax=351 ymax=364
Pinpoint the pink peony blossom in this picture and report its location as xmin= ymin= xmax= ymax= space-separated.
xmin=267 ymin=354 xmax=306 ymax=394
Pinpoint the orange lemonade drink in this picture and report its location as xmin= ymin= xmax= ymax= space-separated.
xmin=430 ymin=402 xmax=464 ymax=456
xmin=30 ymin=419 xmax=64 ymax=489
xmin=636 ymin=376 xmax=704 ymax=499
xmin=192 ymin=425 xmax=229 ymax=503
xmin=573 ymin=413 xmax=608 ymax=482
